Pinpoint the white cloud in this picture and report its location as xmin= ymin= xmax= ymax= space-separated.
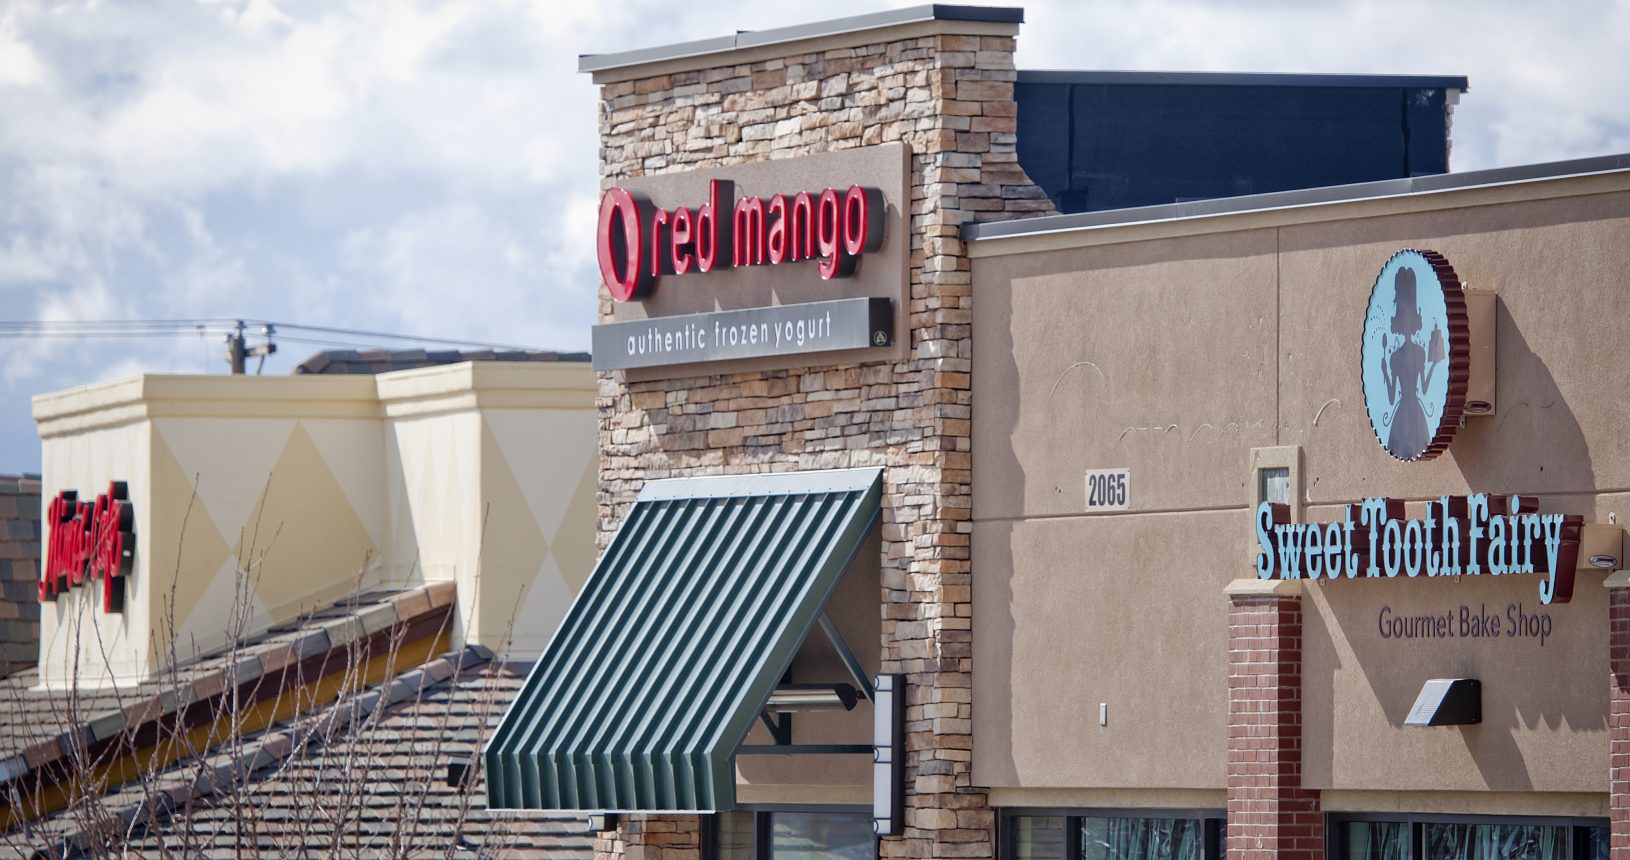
xmin=0 ymin=16 xmax=47 ymax=88
xmin=0 ymin=0 xmax=1625 ymax=467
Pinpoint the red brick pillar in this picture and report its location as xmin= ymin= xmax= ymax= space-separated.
xmin=1609 ymin=585 xmax=1630 ymax=859
xmin=1227 ymin=586 xmax=1322 ymax=860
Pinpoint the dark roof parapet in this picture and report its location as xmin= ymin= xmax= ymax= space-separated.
xmin=1016 ymin=70 xmax=1467 ymax=90
xmin=963 ymin=151 xmax=1630 ymax=242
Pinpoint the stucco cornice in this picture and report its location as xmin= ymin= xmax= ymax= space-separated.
xmin=375 ymin=361 xmax=596 ymax=419
xmin=33 ymin=374 xmax=381 ymax=437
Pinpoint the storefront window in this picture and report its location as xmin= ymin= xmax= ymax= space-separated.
xmin=1346 ymin=821 xmax=1409 ymax=860
xmin=1334 ymin=816 xmax=1607 ymax=860
xmin=1012 ymin=815 xmax=1069 ymax=859
xmin=1424 ymin=823 xmax=1565 ymax=860
xmin=715 ymin=811 xmax=755 ymax=860
xmin=1004 ymin=812 xmax=1224 ymax=860
xmin=707 ymin=809 xmax=876 ymax=860
xmin=771 ymin=811 xmax=876 ymax=860
xmin=1081 ymin=816 xmax=1202 ymax=860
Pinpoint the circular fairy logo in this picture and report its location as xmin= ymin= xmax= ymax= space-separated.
xmin=1360 ymin=249 xmax=1469 ymax=462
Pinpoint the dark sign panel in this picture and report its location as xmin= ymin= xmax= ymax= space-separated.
xmin=593 ymin=144 xmax=909 ymax=376
xmin=592 ymin=297 xmax=893 ymax=371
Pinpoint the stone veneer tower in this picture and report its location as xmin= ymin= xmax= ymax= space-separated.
xmin=583 ymin=7 xmax=1052 ymax=860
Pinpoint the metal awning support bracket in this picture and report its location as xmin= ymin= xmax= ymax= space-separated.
xmin=819 ymin=612 xmax=875 ymax=702
xmin=758 ymin=711 xmax=793 ymax=745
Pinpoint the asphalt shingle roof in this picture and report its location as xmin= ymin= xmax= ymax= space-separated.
xmin=0 ymin=583 xmax=589 ymax=858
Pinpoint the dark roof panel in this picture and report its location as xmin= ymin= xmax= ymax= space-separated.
xmin=964 ymin=151 xmax=1630 ymax=241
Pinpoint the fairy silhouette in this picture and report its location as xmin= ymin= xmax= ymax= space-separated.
xmin=1379 ymin=266 xmax=1447 ymax=459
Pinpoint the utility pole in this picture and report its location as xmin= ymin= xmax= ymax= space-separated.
xmin=226 ymin=320 xmax=247 ymax=374
xmin=224 ymin=320 xmax=277 ymax=374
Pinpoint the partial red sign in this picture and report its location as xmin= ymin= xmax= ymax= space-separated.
xmin=596 ymin=180 xmax=885 ymax=302
xmin=40 ymin=482 xmax=135 ymax=613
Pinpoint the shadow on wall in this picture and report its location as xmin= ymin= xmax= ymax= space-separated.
xmin=975 ymin=245 xmax=1020 ymax=783
xmin=1303 ymin=262 xmax=1602 ymax=794
xmin=972 ymin=232 xmax=1275 ymax=785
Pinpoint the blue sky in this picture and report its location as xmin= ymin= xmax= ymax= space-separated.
xmin=1 ymin=0 xmax=1626 ymax=471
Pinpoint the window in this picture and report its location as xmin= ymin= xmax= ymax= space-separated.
xmin=708 ymin=809 xmax=876 ymax=860
xmin=1003 ymin=810 xmax=1226 ymax=860
xmin=1332 ymin=814 xmax=1608 ymax=860
xmin=1257 ymin=466 xmax=1290 ymax=506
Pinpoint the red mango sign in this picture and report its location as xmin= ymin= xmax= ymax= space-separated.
xmin=40 ymin=482 xmax=135 ymax=613
xmin=596 ymin=179 xmax=885 ymax=302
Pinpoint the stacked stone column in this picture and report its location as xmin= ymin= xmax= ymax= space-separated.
xmin=1226 ymin=584 xmax=1322 ymax=860
xmin=589 ymin=17 xmax=1052 ymax=860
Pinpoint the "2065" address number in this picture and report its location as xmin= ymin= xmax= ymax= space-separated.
xmin=1084 ymin=468 xmax=1130 ymax=511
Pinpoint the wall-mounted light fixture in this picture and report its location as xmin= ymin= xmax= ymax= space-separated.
xmin=765 ymin=683 xmax=859 ymax=712
xmin=1405 ymin=678 xmax=1481 ymax=727
xmin=1463 ymin=288 xmax=1497 ymax=417
xmin=1582 ymin=524 xmax=1624 ymax=571
xmin=446 ymin=754 xmax=472 ymax=789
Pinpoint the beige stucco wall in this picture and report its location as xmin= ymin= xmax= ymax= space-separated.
xmin=378 ymin=362 xmax=599 ymax=658
xmin=969 ymin=169 xmax=1630 ymax=801
xmin=33 ymin=362 xmax=597 ymax=684
xmin=36 ymin=410 xmax=153 ymax=685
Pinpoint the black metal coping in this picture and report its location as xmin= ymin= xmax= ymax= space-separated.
xmin=578 ymin=4 xmax=1025 ymax=74
xmin=1017 ymin=70 xmax=1468 ymax=91
xmin=963 ymin=152 xmax=1630 ymax=242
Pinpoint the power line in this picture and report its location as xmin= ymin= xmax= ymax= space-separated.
xmin=0 ymin=318 xmax=553 ymax=374
xmin=263 ymin=321 xmax=538 ymax=352
xmin=0 ymin=319 xmax=540 ymax=350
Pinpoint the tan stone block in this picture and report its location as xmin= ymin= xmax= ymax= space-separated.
xmin=955 ymin=80 xmax=1008 ymax=101
xmin=633 ymin=76 xmax=671 ymax=95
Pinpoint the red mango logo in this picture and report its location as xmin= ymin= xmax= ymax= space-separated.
xmin=596 ymin=180 xmax=885 ymax=302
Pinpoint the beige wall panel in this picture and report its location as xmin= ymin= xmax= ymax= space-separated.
xmin=38 ymin=421 xmax=152 ymax=684
xmin=481 ymin=408 xmax=599 ymax=657
xmin=1301 ymin=545 xmax=1609 ymax=792
xmin=150 ymin=418 xmax=381 ymax=659
xmin=384 ymin=411 xmax=482 ymax=587
xmin=1277 ymin=190 xmax=1630 ymax=504
xmin=301 ymin=418 xmax=387 ymax=548
xmin=973 ymin=230 xmax=1279 ymax=522
xmin=972 ymin=511 xmax=1235 ymax=790
xmin=148 ymin=427 xmax=246 ymax=665
xmin=235 ymin=422 xmax=379 ymax=616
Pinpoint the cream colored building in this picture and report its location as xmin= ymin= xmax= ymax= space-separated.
xmin=32 ymin=360 xmax=598 ymax=686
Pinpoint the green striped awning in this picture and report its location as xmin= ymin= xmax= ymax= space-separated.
xmin=484 ymin=468 xmax=883 ymax=812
